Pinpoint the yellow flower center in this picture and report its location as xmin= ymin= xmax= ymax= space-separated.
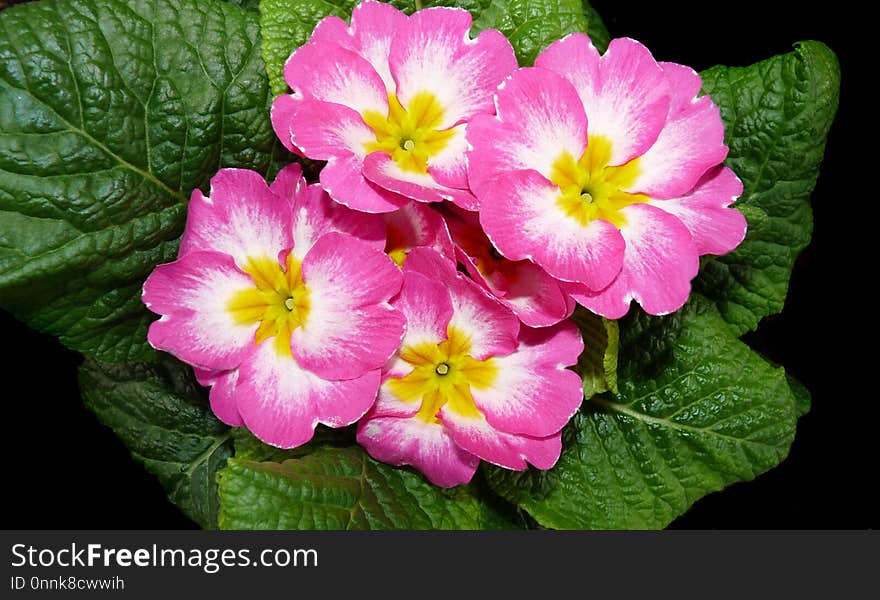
xmin=227 ymin=254 xmax=310 ymax=357
xmin=387 ymin=326 xmax=497 ymax=423
xmin=550 ymin=135 xmax=648 ymax=227
xmin=362 ymin=92 xmax=456 ymax=174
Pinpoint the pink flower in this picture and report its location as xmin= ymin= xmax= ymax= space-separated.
xmin=142 ymin=165 xmax=405 ymax=448
xmin=271 ymin=1 xmax=517 ymax=213
xmin=468 ymin=34 xmax=747 ymax=318
xmin=357 ymin=249 xmax=584 ymax=487
xmin=441 ymin=206 xmax=574 ymax=327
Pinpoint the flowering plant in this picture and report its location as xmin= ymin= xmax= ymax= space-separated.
xmin=0 ymin=0 xmax=839 ymax=529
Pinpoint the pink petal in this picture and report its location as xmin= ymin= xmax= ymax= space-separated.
xmin=626 ymin=62 xmax=728 ymax=199
xmin=293 ymin=232 xmax=405 ymax=380
xmin=469 ymin=321 xmax=584 ymax=437
xmin=426 ymin=123 xmax=470 ymax=192
xmin=357 ymin=415 xmax=479 ymax=487
xmin=384 ymin=202 xmax=455 ymax=265
xmin=348 ymin=0 xmax=407 ymax=91
xmin=389 ymin=7 xmax=516 ymax=129
xmin=284 ymin=41 xmax=387 ymax=116
xmin=143 ymin=251 xmax=257 ymax=371
xmin=206 ymin=369 xmax=243 ymax=427
xmin=447 ymin=274 xmax=520 ymax=361
xmin=404 ymin=246 xmax=519 ymax=360
xmin=179 ymin=169 xmax=293 ymax=269
xmin=269 ymin=94 xmax=300 ymax=153
xmin=535 ymin=35 xmax=670 ymax=165
xmin=650 ymin=166 xmax=746 ymax=256
xmin=467 ymin=68 xmax=588 ymax=191
xmin=289 ymin=180 xmax=386 ymax=261
xmin=401 ymin=246 xmax=460 ymax=290
xmin=267 ymin=162 xmax=303 ymax=200
xmin=478 ymin=169 xmax=625 ymax=291
xmin=394 ymin=269 xmax=454 ymax=349
xmin=441 ymin=411 xmax=563 ymax=471
xmin=362 ymin=151 xmax=477 ymax=209
xmin=445 ymin=208 xmax=572 ymax=327
xmin=573 ymin=203 xmax=700 ymax=318
xmin=237 ymin=341 xmax=380 ymax=448
xmin=320 ymin=153 xmax=410 ymax=214
xmin=281 ymin=98 xmax=376 ymax=160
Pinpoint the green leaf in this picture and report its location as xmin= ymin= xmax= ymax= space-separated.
xmin=259 ymin=0 xmax=610 ymax=96
xmin=231 ymin=424 xmax=356 ymax=462
xmin=696 ymin=41 xmax=840 ymax=335
xmin=79 ymin=356 xmax=233 ymax=529
xmin=571 ymin=307 xmax=618 ymax=398
xmin=0 ymin=0 xmax=278 ymax=362
xmin=471 ymin=0 xmax=599 ymax=64
xmin=581 ymin=1 xmax=610 ymax=52
xmin=218 ymin=446 xmax=517 ymax=529
xmin=786 ymin=373 xmax=811 ymax=418
xmin=486 ymin=297 xmax=798 ymax=529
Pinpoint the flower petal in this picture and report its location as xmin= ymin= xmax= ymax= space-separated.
xmin=179 ymin=169 xmax=293 ymax=269
xmin=357 ymin=415 xmax=479 ymax=487
xmin=650 ymin=166 xmax=746 ymax=256
xmin=467 ymin=67 xmax=588 ymax=190
xmin=320 ymin=153 xmax=410 ymax=214
xmin=394 ymin=268 xmax=454 ymax=349
xmin=426 ymin=123 xmax=470 ymax=192
xmin=237 ymin=341 xmax=380 ymax=448
xmin=626 ymin=62 xmax=728 ymax=198
xmin=441 ymin=411 xmax=563 ymax=471
xmin=206 ymin=369 xmax=243 ymax=427
xmin=389 ymin=7 xmax=516 ymax=129
xmin=362 ymin=151 xmax=477 ymax=209
xmin=293 ymin=232 xmax=405 ymax=380
xmin=348 ymin=0 xmax=408 ymax=91
xmin=284 ymin=41 xmax=388 ymax=116
xmin=478 ymin=168 xmax=625 ymax=291
xmin=404 ymin=247 xmax=519 ymax=360
xmin=143 ymin=251 xmax=257 ymax=371
xmin=384 ymin=201 xmax=455 ymax=266
xmin=469 ymin=321 xmax=584 ymax=437
xmin=289 ymin=179 xmax=386 ymax=261
xmin=535 ymin=35 xmax=670 ymax=165
xmin=279 ymin=98 xmax=376 ymax=160
xmin=572 ymin=203 xmax=700 ymax=318
xmin=445 ymin=208 xmax=572 ymax=327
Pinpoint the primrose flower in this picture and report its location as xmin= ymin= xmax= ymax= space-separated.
xmin=271 ymin=0 xmax=517 ymax=213
xmin=468 ymin=34 xmax=747 ymax=318
xmin=357 ymin=249 xmax=584 ymax=487
xmin=441 ymin=206 xmax=574 ymax=327
xmin=143 ymin=165 xmax=405 ymax=448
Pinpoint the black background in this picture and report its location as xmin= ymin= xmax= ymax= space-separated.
xmin=0 ymin=1 xmax=871 ymax=529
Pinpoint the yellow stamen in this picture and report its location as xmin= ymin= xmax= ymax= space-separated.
xmin=550 ymin=135 xmax=648 ymax=228
xmin=388 ymin=326 xmax=496 ymax=423
xmin=362 ymin=92 xmax=455 ymax=174
xmin=227 ymin=254 xmax=310 ymax=357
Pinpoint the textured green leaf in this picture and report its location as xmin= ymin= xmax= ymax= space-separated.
xmin=218 ymin=446 xmax=517 ymax=529
xmin=571 ymin=307 xmax=618 ymax=398
xmin=0 ymin=0 xmax=278 ymax=362
xmin=786 ymin=373 xmax=811 ymax=418
xmin=259 ymin=0 xmax=609 ymax=96
xmin=696 ymin=41 xmax=840 ymax=334
xmin=231 ymin=425 xmax=356 ymax=462
xmin=471 ymin=0 xmax=597 ymax=64
xmin=486 ymin=297 xmax=798 ymax=529
xmin=79 ymin=357 xmax=233 ymax=529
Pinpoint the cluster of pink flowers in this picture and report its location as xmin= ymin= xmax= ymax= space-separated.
xmin=143 ymin=1 xmax=745 ymax=487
